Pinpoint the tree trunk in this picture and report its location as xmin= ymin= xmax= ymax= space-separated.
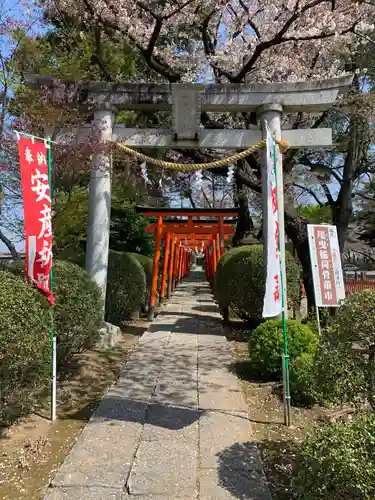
xmin=0 ymin=229 xmax=20 ymax=260
xmin=333 ymin=113 xmax=367 ymax=252
xmin=233 ymin=159 xmax=254 ymax=246
xmin=284 ymin=212 xmax=315 ymax=311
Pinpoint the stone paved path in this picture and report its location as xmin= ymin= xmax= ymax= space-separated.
xmin=44 ymin=272 xmax=272 ymax=500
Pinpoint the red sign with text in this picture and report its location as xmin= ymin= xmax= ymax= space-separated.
xmin=307 ymin=224 xmax=345 ymax=307
xmin=314 ymin=226 xmax=337 ymax=306
xmin=18 ymin=137 xmax=54 ymax=304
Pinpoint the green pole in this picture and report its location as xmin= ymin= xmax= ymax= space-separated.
xmin=273 ymin=141 xmax=291 ymax=427
xmin=47 ymin=138 xmax=56 ymax=421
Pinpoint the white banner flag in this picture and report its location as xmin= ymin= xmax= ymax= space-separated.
xmin=262 ymin=126 xmax=282 ymax=318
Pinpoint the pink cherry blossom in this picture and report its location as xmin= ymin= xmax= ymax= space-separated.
xmin=47 ymin=0 xmax=374 ymax=83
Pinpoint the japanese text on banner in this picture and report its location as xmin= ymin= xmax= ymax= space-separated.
xmin=314 ymin=226 xmax=337 ymax=305
xmin=18 ymin=137 xmax=54 ymax=304
xmin=262 ymin=127 xmax=282 ymax=318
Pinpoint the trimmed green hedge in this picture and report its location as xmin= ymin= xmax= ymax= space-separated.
xmin=53 ymin=260 xmax=103 ymax=367
xmin=0 ymin=269 xmax=50 ymax=426
xmin=0 ymin=260 xmax=103 ymax=426
xmin=214 ymin=244 xmax=301 ymax=322
xmin=105 ymin=250 xmax=147 ymax=325
xmin=131 ymin=253 xmax=153 ymax=288
xmin=131 ymin=253 xmax=153 ymax=307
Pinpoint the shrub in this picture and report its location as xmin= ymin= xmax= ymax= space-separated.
xmin=214 ymin=245 xmax=300 ymax=322
xmin=289 ymin=352 xmax=319 ymax=407
xmin=105 ymin=250 xmax=147 ymax=325
xmin=0 ymin=260 xmax=103 ymax=368
xmin=53 ymin=260 xmax=103 ymax=367
xmin=131 ymin=253 xmax=153 ymax=287
xmin=294 ymin=413 xmax=375 ymax=499
xmin=131 ymin=253 xmax=153 ymax=306
xmin=313 ymin=290 xmax=375 ymax=410
xmin=248 ymin=319 xmax=318 ymax=379
xmin=0 ymin=269 xmax=50 ymax=426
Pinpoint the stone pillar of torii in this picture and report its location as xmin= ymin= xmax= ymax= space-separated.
xmin=27 ymin=74 xmax=352 ymax=316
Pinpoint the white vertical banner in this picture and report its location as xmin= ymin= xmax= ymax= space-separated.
xmin=263 ymin=125 xmax=282 ymax=318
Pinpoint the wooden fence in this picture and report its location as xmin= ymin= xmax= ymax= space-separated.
xmin=301 ymin=280 xmax=375 ymax=298
xmin=344 ymin=280 xmax=375 ymax=294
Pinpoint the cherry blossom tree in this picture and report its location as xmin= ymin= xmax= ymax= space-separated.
xmin=47 ymin=0 xmax=374 ymax=83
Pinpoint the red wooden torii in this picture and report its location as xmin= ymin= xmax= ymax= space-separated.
xmin=135 ymin=207 xmax=239 ymax=319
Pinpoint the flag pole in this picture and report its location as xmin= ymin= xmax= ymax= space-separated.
xmin=46 ymin=138 xmax=57 ymax=421
xmin=273 ymin=140 xmax=291 ymax=427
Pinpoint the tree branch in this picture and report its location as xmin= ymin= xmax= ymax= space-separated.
xmin=201 ymin=188 xmax=212 ymax=208
xmin=235 ymin=169 xmax=261 ymax=193
xmin=0 ymin=228 xmax=20 ymax=260
xmin=83 ymin=0 xmax=181 ymax=82
xmin=163 ymin=0 xmax=198 ymax=20
xmin=92 ymin=26 xmax=114 ymax=81
xmin=232 ymin=0 xmax=356 ymax=82
xmin=293 ymin=182 xmax=324 ymax=206
xmin=321 ymin=181 xmax=335 ymax=205
xmin=145 ymin=18 xmax=163 ymax=57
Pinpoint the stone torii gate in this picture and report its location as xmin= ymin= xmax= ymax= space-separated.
xmin=27 ymin=74 xmax=352 ymax=313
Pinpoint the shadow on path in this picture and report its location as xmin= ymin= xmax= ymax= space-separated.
xmin=217 ymin=442 xmax=272 ymax=500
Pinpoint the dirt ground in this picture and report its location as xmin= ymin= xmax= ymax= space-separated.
xmin=0 ymin=321 xmax=147 ymax=500
xmin=230 ymin=335 xmax=327 ymax=500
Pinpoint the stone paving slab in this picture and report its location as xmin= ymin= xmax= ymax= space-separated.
xmin=199 ymin=411 xmax=262 ymax=470
xmin=126 ymin=439 xmax=198 ymax=496
xmin=44 ymin=272 xmax=271 ymax=500
xmin=200 ymin=468 xmax=272 ymax=500
xmin=52 ymin=421 xmax=141 ymax=488
xmin=44 ymin=486 xmax=123 ymax=500
xmin=124 ymin=496 xmax=197 ymax=499
xmin=142 ymin=403 xmax=200 ymax=441
xmin=199 ymin=385 xmax=247 ymax=412
xmin=153 ymin=386 xmax=198 ymax=408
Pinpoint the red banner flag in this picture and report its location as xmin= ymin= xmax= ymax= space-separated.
xmin=18 ymin=137 xmax=54 ymax=304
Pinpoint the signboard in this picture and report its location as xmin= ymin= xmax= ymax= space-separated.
xmin=307 ymin=224 xmax=345 ymax=307
xmin=18 ymin=137 xmax=54 ymax=304
xmin=263 ymin=126 xmax=282 ymax=318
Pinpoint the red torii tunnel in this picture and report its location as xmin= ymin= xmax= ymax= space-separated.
xmin=135 ymin=207 xmax=239 ymax=319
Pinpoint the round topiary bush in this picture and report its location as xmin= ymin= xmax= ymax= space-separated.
xmin=248 ymin=319 xmax=318 ymax=379
xmin=215 ymin=249 xmax=232 ymax=275
xmin=294 ymin=413 xmax=375 ymax=499
xmin=214 ymin=244 xmax=301 ymax=323
xmin=0 ymin=269 xmax=50 ymax=426
xmin=131 ymin=253 xmax=153 ymax=288
xmin=105 ymin=250 xmax=147 ymax=325
xmin=131 ymin=253 xmax=153 ymax=307
xmin=53 ymin=260 xmax=103 ymax=367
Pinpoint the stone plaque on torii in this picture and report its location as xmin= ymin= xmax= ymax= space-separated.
xmin=26 ymin=74 xmax=352 ymax=315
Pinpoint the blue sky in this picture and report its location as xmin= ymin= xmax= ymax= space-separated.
xmin=0 ymin=0 xmax=46 ymax=252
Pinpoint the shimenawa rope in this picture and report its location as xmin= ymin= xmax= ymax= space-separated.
xmin=116 ymin=139 xmax=289 ymax=172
